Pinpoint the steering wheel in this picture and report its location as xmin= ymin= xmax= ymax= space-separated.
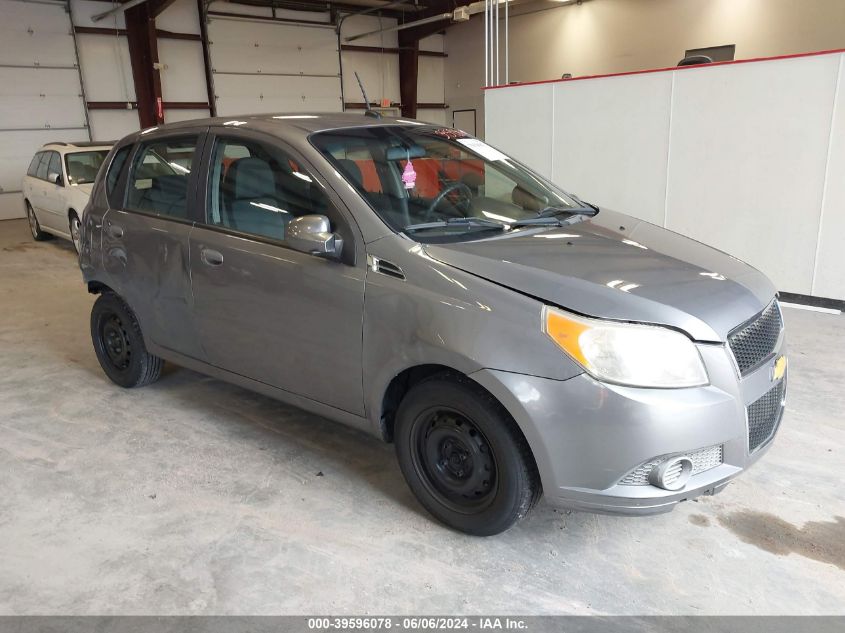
xmin=423 ymin=182 xmax=474 ymax=222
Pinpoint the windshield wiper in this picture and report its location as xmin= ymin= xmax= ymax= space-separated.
xmin=403 ymin=217 xmax=506 ymax=233
xmin=537 ymin=205 xmax=598 ymax=218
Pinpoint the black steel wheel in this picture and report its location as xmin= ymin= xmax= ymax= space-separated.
xmin=410 ymin=407 xmax=498 ymax=513
xmin=91 ymin=293 xmax=163 ymax=388
xmin=395 ymin=374 xmax=541 ymax=536
xmin=26 ymin=202 xmax=50 ymax=241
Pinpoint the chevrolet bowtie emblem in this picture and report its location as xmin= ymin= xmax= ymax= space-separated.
xmin=772 ymin=355 xmax=787 ymax=381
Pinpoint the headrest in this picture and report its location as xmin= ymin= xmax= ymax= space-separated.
xmin=228 ymin=157 xmax=276 ymax=200
xmin=335 ymin=159 xmax=363 ymax=187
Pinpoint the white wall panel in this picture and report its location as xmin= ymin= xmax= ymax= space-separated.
xmin=341 ymin=51 xmax=399 ymax=105
xmin=156 ymin=0 xmax=201 ymax=34
xmin=485 ymin=50 xmax=845 ymax=299
xmin=551 ymin=73 xmax=672 ymax=225
xmin=1 ymin=2 xmax=78 ymax=65
xmin=75 ymin=34 xmax=135 ymax=102
xmin=0 ymin=67 xmax=87 ymax=129
xmin=416 ymin=109 xmax=447 ymax=126
xmin=810 ymin=55 xmax=845 ymax=299
xmin=208 ymin=13 xmax=341 ymax=115
xmin=164 ymin=108 xmax=211 ymax=123
xmin=71 ymin=0 xmax=127 ymax=29
xmin=418 ymin=56 xmax=445 ymax=104
xmin=485 ymin=83 xmax=553 ymax=178
xmin=158 ymin=39 xmax=207 ymax=103
xmin=340 ymin=15 xmax=398 ymax=48
xmin=208 ymin=19 xmax=338 ymax=75
xmin=214 ymin=74 xmax=340 ymax=115
xmin=419 ymin=34 xmax=444 ymax=53
xmin=667 ymin=56 xmax=838 ymax=294
xmin=88 ymin=110 xmax=138 ymax=142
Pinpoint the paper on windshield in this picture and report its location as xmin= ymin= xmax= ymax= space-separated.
xmin=456 ymin=138 xmax=509 ymax=162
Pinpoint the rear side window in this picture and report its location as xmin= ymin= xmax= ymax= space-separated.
xmin=47 ymin=152 xmax=62 ymax=182
xmin=27 ymin=153 xmax=42 ymax=177
xmin=126 ymin=137 xmax=198 ymax=218
xmin=106 ymin=145 xmax=132 ymax=207
xmin=35 ymin=153 xmax=50 ymax=180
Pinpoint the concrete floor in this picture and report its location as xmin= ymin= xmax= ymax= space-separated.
xmin=0 ymin=217 xmax=843 ymax=615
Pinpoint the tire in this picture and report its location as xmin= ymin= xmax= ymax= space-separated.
xmin=90 ymin=293 xmax=163 ymax=388
xmin=394 ymin=374 xmax=541 ymax=536
xmin=26 ymin=201 xmax=51 ymax=241
xmin=69 ymin=210 xmax=82 ymax=254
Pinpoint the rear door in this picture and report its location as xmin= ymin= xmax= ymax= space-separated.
xmin=188 ymin=129 xmax=366 ymax=415
xmin=40 ymin=151 xmax=67 ymax=230
xmin=100 ymin=130 xmax=207 ymax=360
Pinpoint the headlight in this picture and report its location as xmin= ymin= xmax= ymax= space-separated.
xmin=543 ymin=306 xmax=708 ymax=388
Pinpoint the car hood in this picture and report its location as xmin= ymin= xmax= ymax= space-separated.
xmin=422 ymin=209 xmax=776 ymax=342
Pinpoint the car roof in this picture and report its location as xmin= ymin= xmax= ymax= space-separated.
xmin=41 ymin=141 xmax=115 ymax=151
xmin=133 ymin=112 xmax=437 ymax=136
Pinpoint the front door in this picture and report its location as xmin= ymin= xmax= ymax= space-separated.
xmin=188 ymin=131 xmax=365 ymax=415
xmin=100 ymin=132 xmax=206 ymax=360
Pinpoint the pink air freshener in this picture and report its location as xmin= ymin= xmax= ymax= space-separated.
xmin=402 ymin=161 xmax=416 ymax=190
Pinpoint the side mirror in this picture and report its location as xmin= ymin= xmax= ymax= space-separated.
xmin=286 ymin=214 xmax=342 ymax=259
xmin=48 ymin=172 xmax=62 ymax=186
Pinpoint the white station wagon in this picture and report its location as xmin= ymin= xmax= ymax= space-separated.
xmin=22 ymin=141 xmax=113 ymax=253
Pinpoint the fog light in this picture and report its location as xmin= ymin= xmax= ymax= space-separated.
xmin=649 ymin=456 xmax=693 ymax=491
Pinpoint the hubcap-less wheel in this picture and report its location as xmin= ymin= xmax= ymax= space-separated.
xmin=411 ymin=408 xmax=498 ymax=513
xmin=101 ymin=315 xmax=131 ymax=370
xmin=27 ymin=206 xmax=39 ymax=239
xmin=70 ymin=214 xmax=81 ymax=253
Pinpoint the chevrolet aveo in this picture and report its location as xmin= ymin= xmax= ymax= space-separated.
xmin=79 ymin=114 xmax=787 ymax=535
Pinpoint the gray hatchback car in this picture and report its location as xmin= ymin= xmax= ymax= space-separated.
xmin=79 ymin=113 xmax=787 ymax=535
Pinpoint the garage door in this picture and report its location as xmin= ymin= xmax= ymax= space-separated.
xmin=0 ymin=0 xmax=89 ymax=220
xmin=207 ymin=13 xmax=342 ymax=115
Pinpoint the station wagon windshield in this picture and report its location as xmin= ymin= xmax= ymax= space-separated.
xmin=311 ymin=126 xmax=588 ymax=241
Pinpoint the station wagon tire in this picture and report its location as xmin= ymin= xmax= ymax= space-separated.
xmin=26 ymin=202 xmax=50 ymax=242
xmin=394 ymin=375 xmax=541 ymax=536
xmin=90 ymin=293 xmax=163 ymax=388
xmin=69 ymin=211 xmax=82 ymax=254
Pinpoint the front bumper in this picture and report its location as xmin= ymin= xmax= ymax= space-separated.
xmin=470 ymin=340 xmax=786 ymax=516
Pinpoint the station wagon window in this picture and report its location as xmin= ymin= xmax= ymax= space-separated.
xmin=35 ymin=153 xmax=51 ymax=180
xmin=126 ymin=137 xmax=197 ymax=218
xmin=27 ymin=153 xmax=42 ymax=177
xmin=47 ymin=152 xmax=63 ymax=183
xmin=205 ymin=137 xmax=330 ymax=242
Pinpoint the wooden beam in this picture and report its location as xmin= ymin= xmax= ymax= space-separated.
xmin=74 ymin=25 xmax=201 ymax=41
xmin=397 ymin=30 xmax=419 ymax=118
xmin=125 ymin=2 xmax=163 ymax=127
xmin=197 ymin=0 xmax=217 ymax=117
xmin=341 ymin=44 xmax=447 ymax=58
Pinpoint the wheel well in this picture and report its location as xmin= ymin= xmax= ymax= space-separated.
xmin=68 ymin=208 xmax=78 ymax=220
xmin=380 ymin=364 xmax=456 ymax=442
xmin=87 ymin=281 xmax=114 ymax=295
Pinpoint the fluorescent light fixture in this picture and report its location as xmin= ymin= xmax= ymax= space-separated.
xmin=482 ymin=211 xmax=515 ymax=223
xmin=273 ymin=115 xmax=319 ymax=119
xmin=250 ymin=201 xmax=289 ymax=214
xmin=223 ymin=120 xmax=247 ymax=126
xmin=292 ymin=171 xmax=313 ymax=183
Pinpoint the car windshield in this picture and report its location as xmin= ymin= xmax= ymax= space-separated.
xmin=310 ymin=126 xmax=588 ymax=241
xmin=65 ymin=150 xmax=110 ymax=185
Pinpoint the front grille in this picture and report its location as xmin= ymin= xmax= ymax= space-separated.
xmin=619 ymin=444 xmax=723 ymax=486
xmin=728 ymin=300 xmax=783 ymax=375
xmin=747 ymin=380 xmax=786 ymax=452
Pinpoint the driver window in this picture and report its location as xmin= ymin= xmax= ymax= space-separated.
xmin=206 ymin=137 xmax=330 ymax=243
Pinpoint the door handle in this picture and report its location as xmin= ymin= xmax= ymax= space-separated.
xmin=200 ymin=248 xmax=224 ymax=266
xmin=106 ymin=224 xmax=124 ymax=239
